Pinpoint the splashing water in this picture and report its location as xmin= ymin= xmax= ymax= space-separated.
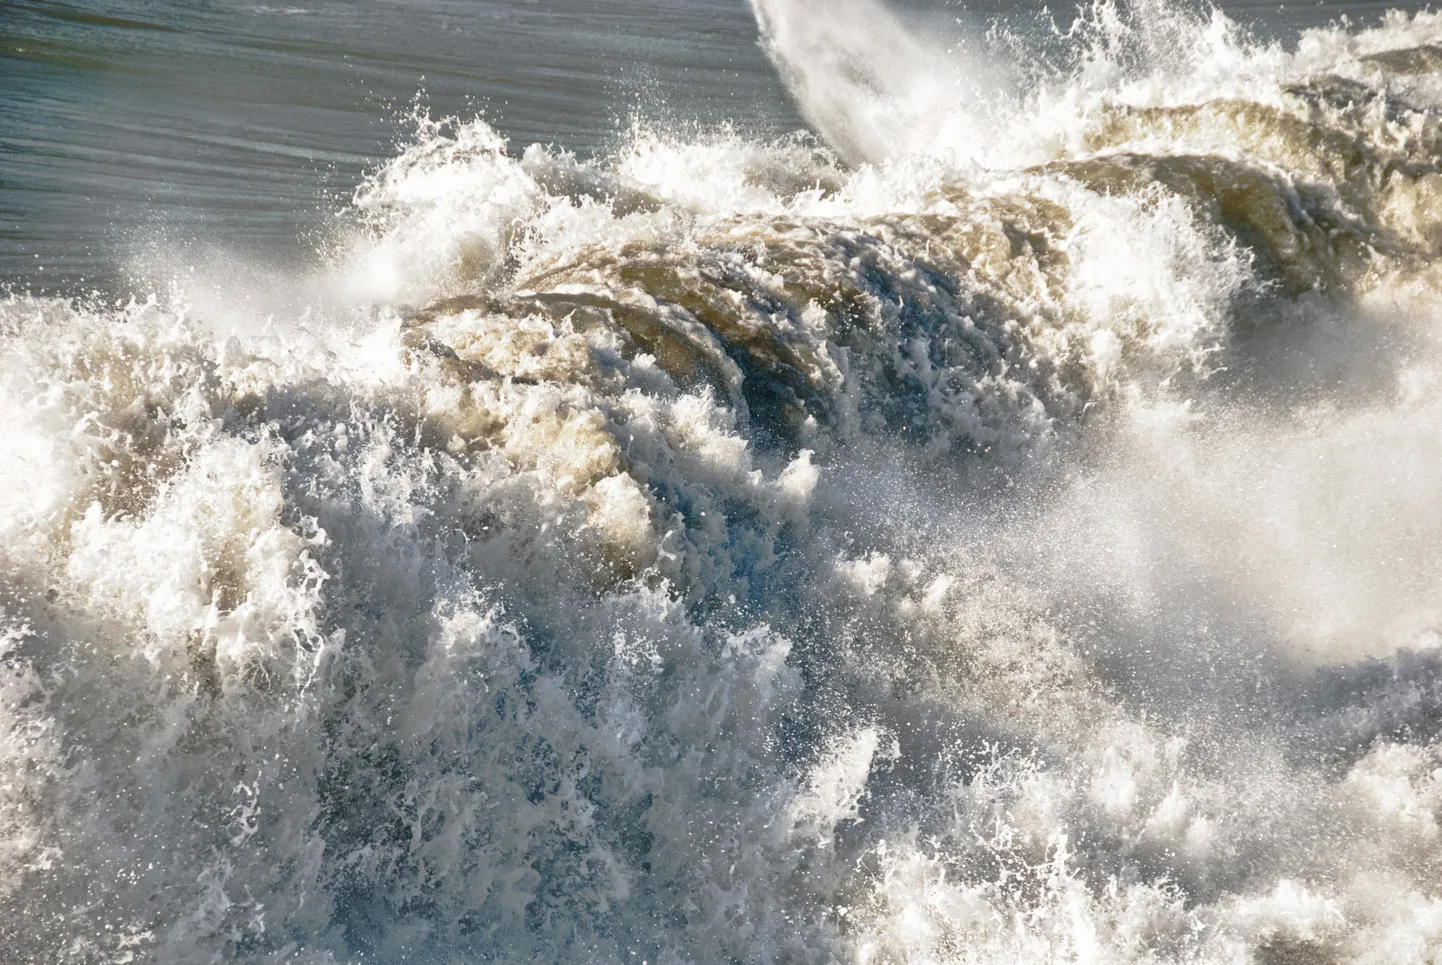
xmin=4 ymin=1 xmax=1442 ymax=962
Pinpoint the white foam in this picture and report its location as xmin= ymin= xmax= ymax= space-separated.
xmin=3 ymin=1 xmax=1442 ymax=960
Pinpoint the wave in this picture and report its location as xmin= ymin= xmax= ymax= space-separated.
xmin=2 ymin=1 xmax=1442 ymax=962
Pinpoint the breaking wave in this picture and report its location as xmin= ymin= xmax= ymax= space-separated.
xmin=3 ymin=1 xmax=1442 ymax=961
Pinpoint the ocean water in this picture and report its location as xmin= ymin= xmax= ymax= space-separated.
xmin=3 ymin=0 xmax=1442 ymax=962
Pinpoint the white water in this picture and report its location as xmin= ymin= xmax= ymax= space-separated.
xmin=3 ymin=2 xmax=1442 ymax=962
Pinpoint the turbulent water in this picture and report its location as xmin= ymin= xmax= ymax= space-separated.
xmin=3 ymin=0 xmax=1442 ymax=961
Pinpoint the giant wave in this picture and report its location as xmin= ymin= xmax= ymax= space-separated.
xmin=2 ymin=1 xmax=1442 ymax=962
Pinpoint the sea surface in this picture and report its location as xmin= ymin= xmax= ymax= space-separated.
xmin=0 ymin=0 xmax=1424 ymax=290
xmin=2 ymin=0 xmax=1442 ymax=962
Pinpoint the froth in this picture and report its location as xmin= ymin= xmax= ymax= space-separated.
xmin=2 ymin=1 xmax=1442 ymax=962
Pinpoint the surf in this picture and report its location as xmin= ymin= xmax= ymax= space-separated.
xmin=1 ymin=1 xmax=1442 ymax=961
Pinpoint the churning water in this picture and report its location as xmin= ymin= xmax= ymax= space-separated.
xmin=2 ymin=0 xmax=1442 ymax=962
